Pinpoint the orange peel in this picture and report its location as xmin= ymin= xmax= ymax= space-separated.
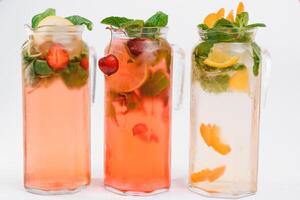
xmin=191 ymin=166 xmax=226 ymax=183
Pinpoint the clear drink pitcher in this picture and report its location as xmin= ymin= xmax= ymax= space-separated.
xmin=22 ymin=24 xmax=96 ymax=194
xmin=99 ymin=26 xmax=184 ymax=195
xmin=189 ymin=26 xmax=270 ymax=197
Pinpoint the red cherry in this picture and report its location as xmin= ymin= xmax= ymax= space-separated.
xmin=127 ymin=38 xmax=146 ymax=56
xmin=80 ymin=56 xmax=89 ymax=70
xmin=98 ymin=54 xmax=119 ymax=76
xmin=46 ymin=43 xmax=69 ymax=70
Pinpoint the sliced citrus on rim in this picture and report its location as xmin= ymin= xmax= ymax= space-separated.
xmin=204 ymin=13 xmax=218 ymax=28
xmin=217 ymin=8 xmax=225 ymax=19
xmin=226 ymin=10 xmax=235 ymax=22
xmin=237 ymin=2 xmax=245 ymax=15
xmin=38 ymin=16 xmax=73 ymax=27
xmin=106 ymin=40 xmax=148 ymax=93
xmin=204 ymin=48 xmax=239 ymax=68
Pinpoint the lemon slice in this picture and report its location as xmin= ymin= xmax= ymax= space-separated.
xmin=38 ymin=16 xmax=73 ymax=27
xmin=204 ymin=48 xmax=239 ymax=68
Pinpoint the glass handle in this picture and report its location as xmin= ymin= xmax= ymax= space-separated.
xmin=261 ymin=48 xmax=271 ymax=109
xmin=89 ymin=46 xmax=97 ymax=103
xmin=171 ymin=44 xmax=185 ymax=110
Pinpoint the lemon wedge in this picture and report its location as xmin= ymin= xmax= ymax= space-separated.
xmin=204 ymin=48 xmax=239 ymax=68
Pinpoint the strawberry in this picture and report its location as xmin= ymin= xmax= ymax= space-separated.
xmin=46 ymin=43 xmax=69 ymax=70
xmin=80 ymin=56 xmax=89 ymax=70
xmin=132 ymin=123 xmax=149 ymax=142
xmin=149 ymin=133 xmax=159 ymax=143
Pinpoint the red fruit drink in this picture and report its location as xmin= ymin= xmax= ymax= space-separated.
xmin=22 ymin=24 xmax=91 ymax=194
xmin=103 ymin=29 xmax=172 ymax=194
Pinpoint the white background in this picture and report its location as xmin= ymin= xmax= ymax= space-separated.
xmin=0 ymin=0 xmax=300 ymax=199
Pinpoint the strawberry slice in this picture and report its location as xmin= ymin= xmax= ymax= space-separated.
xmin=46 ymin=43 xmax=69 ymax=70
xmin=132 ymin=123 xmax=149 ymax=142
xmin=149 ymin=133 xmax=159 ymax=143
xmin=80 ymin=56 xmax=89 ymax=70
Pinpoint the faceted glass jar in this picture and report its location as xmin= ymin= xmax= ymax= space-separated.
xmin=103 ymin=28 xmax=173 ymax=195
xmin=22 ymin=25 xmax=91 ymax=194
xmin=189 ymin=28 xmax=268 ymax=198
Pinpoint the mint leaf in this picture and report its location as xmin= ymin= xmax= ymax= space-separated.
xmin=199 ymin=74 xmax=229 ymax=93
xmin=235 ymin=12 xmax=249 ymax=27
xmin=24 ymin=62 xmax=39 ymax=86
xmin=245 ymin=23 xmax=266 ymax=29
xmin=141 ymin=70 xmax=169 ymax=96
xmin=194 ymin=41 xmax=214 ymax=58
xmin=214 ymin=18 xmax=235 ymax=28
xmin=101 ymin=16 xmax=133 ymax=28
xmin=251 ymin=42 xmax=261 ymax=76
xmin=120 ymin=20 xmax=144 ymax=34
xmin=197 ymin=24 xmax=209 ymax=30
xmin=65 ymin=15 xmax=93 ymax=30
xmin=60 ymin=62 xmax=88 ymax=87
xmin=33 ymin=60 xmax=54 ymax=76
xmin=145 ymin=11 xmax=168 ymax=27
xmin=32 ymin=8 xmax=56 ymax=28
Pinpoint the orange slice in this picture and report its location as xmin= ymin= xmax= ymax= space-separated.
xmin=191 ymin=166 xmax=226 ymax=183
xmin=204 ymin=13 xmax=218 ymax=28
xmin=204 ymin=48 xmax=239 ymax=68
xmin=229 ymin=68 xmax=249 ymax=92
xmin=200 ymin=123 xmax=231 ymax=155
xmin=217 ymin=8 xmax=225 ymax=19
xmin=226 ymin=10 xmax=235 ymax=22
xmin=237 ymin=2 xmax=245 ymax=15
xmin=208 ymin=166 xmax=226 ymax=182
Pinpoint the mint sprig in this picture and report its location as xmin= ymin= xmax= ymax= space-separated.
xmin=100 ymin=11 xmax=168 ymax=38
xmin=31 ymin=8 xmax=56 ymax=28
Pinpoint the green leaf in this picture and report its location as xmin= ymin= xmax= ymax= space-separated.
xmin=235 ymin=12 xmax=249 ymax=27
xmin=245 ymin=23 xmax=266 ymax=29
xmin=101 ymin=16 xmax=133 ymax=28
xmin=251 ymin=42 xmax=261 ymax=76
xmin=60 ymin=62 xmax=88 ymax=87
xmin=193 ymin=41 xmax=214 ymax=58
xmin=197 ymin=24 xmax=209 ymax=30
xmin=65 ymin=15 xmax=93 ymax=30
xmin=33 ymin=60 xmax=54 ymax=76
xmin=145 ymin=11 xmax=168 ymax=27
xmin=32 ymin=8 xmax=56 ymax=28
xmin=199 ymin=74 xmax=230 ymax=93
xmin=120 ymin=20 xmax=145 ymax=37
xmin=214 ymin=18 xmax=235 ymax=28
xmin=141 ymin=70 xmax=169 ymax=96
xmin=24 ymin=62 xmax=39 ymax=86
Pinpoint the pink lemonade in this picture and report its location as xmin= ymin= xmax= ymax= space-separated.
xmin=22 ymin=22 xmax=91 ymax=193
xmin=104 ymin=35 xmax=172 ymax=194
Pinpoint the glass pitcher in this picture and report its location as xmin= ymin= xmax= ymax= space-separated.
xmin=102 ymin=27 xmax=184 ymax=195
xmin=189 ymin=28 xmax=270 ymax=198
xmin=22 ymin=25 xmax=96 ymax=194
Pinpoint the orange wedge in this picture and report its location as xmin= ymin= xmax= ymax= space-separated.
xmin=208 ymin=166 xmax=226 ymax=182
xmin=226 ymin=10 xmax=235 ymax=22
xmin=217 ymin=8 xmax=225 ymax=19
xmin=229 ymin=68 xmax=249 ymax=93
xmin=204 ymin=13 xmax=218 ymax=28
xmin=200 ymin=123 xmax=231 ymax=155
xmin=191 ymin=166 xmax=226 ymax=183
xmin=237 ymin=2 xmax=245 ymax=15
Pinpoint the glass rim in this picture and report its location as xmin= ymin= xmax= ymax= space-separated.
xmin=25 ymin=24 xmax=85 ymax=34
xmin=198 ymin=27 xmax=258 ymax=34
xmin=110 ymin=26 xmax=169 ymax=38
